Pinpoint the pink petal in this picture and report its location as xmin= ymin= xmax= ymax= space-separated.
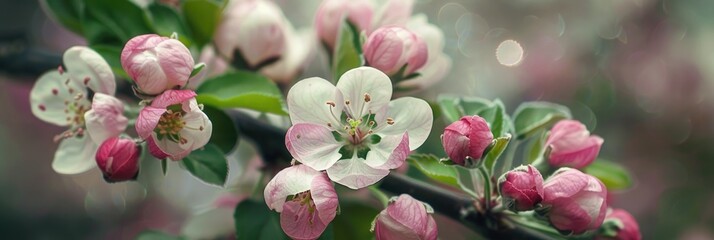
xmin=543 ymin=168 xmax=590 ymax=201
xmin=364 ymin=28 xmax=405 ymax=74
xmin=84 ymin=93 xmax=128 ymax=144
xmin=121 ymin=34 xmax=167 ymax=79
xmin=285 ymin=123 xmax=344 ymax=171
xmin=387 ymin=195 xmax=430 ymax=237
xmin=264 ymin=165 xmax=321 ymax=212
xmin=156 ymin=38 xmax=195 ymax=88
xmin=375 ymin=211 xmax=421 ymax=240
xmin=136 ymin=106 xmax=165 ymax=139
xmin=371 ymin=0 xmax=415 ymax=29
xmin=147 ymin=136 xmax=169 ymax=159
xmin=310 ymin=173 xmax=339 ymax=224
xmin=364 ymin=133 xmax=409 ymax=170
xmin=280 ymin=200 xmax=328 ymax=240
xmin=151 ymin=89 xmax=197 ymax=108
xmin=326 ymin=157 xmax=389 ymax=189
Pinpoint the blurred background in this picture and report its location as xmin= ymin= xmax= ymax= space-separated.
xmin=2 ymin=0 xmax=714 ymax=239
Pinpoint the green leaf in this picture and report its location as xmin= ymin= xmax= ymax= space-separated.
xmin=525 ymin=129 xmax=548 ymax=164
xmin=333 ymin=200 xmax=380 ymax=240
xmin=135 ymin=230 xmax=184 ymax=240
xmin=182 ymin=144 xmax=228 ymax=186
xmin=201 ymin=105 xmax=239 ymax=153
xmin=190 ymin=63 xmax=206 ymax=78
xmin=407 ymin=154 xmax=460 ymax=188
xmin=475 ymin=99 xmax=512 ymax=138
xmin=82 ymin=0 xmax=154 ymax=45
xmin=41 ymin=0 xmax=84 ymax=34
xmin=512 ymin=101 xmax=571 ymax=139
xmin=161 ymin=159 xmax=168 ymax=176
xmin=584 ymin=160 xmax=633 ymax=190
xmin=147 ymin=3 xmax=193 ymax=46
xmin=182 ymin=0 xmax=224 ymax=47
xmin=196 ymin=71 xmax=287 ymax=115
xmin=332 ymin=19 xmax=362 ymax=81
xmin=436 ymin=95 xmax=461 ymax=123
xmin=90 ymin=45 xmax=129 ymax=79
xmin=483 ymin=135 xmax=511 ymax=173
xmin=436 ymin=95 xmax=512 ymax=138
xmin=234 ymin=199 xmax=289 ymax=240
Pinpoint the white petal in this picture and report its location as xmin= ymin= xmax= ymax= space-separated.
xmin=287 ymin=77 xmax=343 ymax=126
xmin=261 ymin=27 xmax=315 ymax=83
xmin=52 ymin=136 xmax=98 ymax=174
xmin=336 ymin=67 xmax=392 ymax=119
xmin=285 ymin=123 xmax=343 ymax=171
xmin=30 ymin=71 xmax=89 ymax=126
xmin=63 ymin=46 xmax=116 ymax=95
xmin=397 ymin=53 xmax=451 ymax=91
xmin=326 ymin=156 xmax=390 ymax=189
xmin=181 ymin=109 xmax=213 ymax=151
xmin=84 ymin=93 xmax=128 ymax=144
xmin=264 ymin=165 xmax=321 ymax=212
xmin=379 ymin=97 xmax=433 ymax=150
xmin=364 ymin=133 xmax=409 ymax=170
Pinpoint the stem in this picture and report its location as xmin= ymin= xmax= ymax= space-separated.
xmin=478 ymin=166 xmax=492 ymax=210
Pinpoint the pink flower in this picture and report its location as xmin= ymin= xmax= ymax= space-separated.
xmin=363 ymin=27 xmax=428 ymax=77
xmin=441 ymin=115 xmax=493 ymax=166
xmin=498 ymin=165 xmax=544 ymax=211
xmin=121 ymin=34 xmax=194 ymax=95
xmin=30 ymin=46 xmax=122 ymax=174
xmin=597 ymin=209 xmax=642 ymax=240
xmin=136 ymin=90 xmax=212 ymax=160
xmin=286 ymin=67 xmax=433 ymax=189
xmin=373 ymin=194 xmax=438 ymax=240
xmin=95 ymin=137 xmax=141 ymax=182
xmin=399 ymin=14 xmax=452 ymax=92
xmin=545 ymin=120 xmax=604 ymax=169
xmin=542 ymin=168 xmax=608 ymax=234
xmin=215 ymin=0 xmax=286 ymax=68
xmin=264 ymin=165 xmax=338 ymax=240
xmin=315 ymin=0 xmax=374 ymax=50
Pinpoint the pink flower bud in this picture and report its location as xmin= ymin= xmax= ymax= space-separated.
xmin=498 ymin=165 xmax=544 ymax=211
xmin=597 ymin=209 xmax=641 ymax=240
xmin=441 ymin=115 xmax=493 ymax=166
xmin=363 ymin=27 xmax=428 ymax=76
xmin=545 ymin=120 xmax=604 ymax=169
xmin=542 ymin=168 xmax=608 ymax=234
xmin=215 ymin=0 xmax=287 ymax=68
xmin=315 ymin=0 xmax=374 ymax=50
xmin=374 ymin=194 xmax=437 ymax=240
xmin=121 ymin=34 xmax=194 ymax=95
xmin=95 ymin=137 xmax=141 ymax=182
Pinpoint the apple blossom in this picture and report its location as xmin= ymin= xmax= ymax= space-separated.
xmin=400 ymin=14 xmax=452 ymax=92
xmin=136 ymin=89 xmax=212 ymax=160
xmin=498 ymin=165 xmax=544 ymax=212
xmin=215 ymin=0 xmax=286 ymax=69
xmin=363 ymin=27 xmax=428 ymax=77
xmin=121 ymin=34 xmax=194 ymax=95
xmin=315 ymin=0 xmax=374 ymax=49
xmin=371 ymin=0 xmax=414 ymax=30
xmin=441 ymin=115 xmax=493 ymax=166
xmin=597 ymin=209 xmax=642 ymax=240
xmin=95 ymin=137 xmax=141 ymax=182
xmin=373 ymin=194 xmax=438 ymax=240
xmin=285 ymin=67 xmax=433 ymax=189
xmin=30 ymin=46 xmax=124 ymax=174
xmin=541 ymin=168 xmax=608 ymax=234
xmin=545 ymin=120 xmax=604 ymax=169
xmin=264 ymin=165 xmax=338 ymax=240
xmin=259 ymin=26 xmax=315 ymax=84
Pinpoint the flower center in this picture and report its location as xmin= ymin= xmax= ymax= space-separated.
xmin=324 ymin=93 xmax=395 ymax=146
xmin=291 ymin=191 xmax=318 ymax=224
xmin=156 ymin=105 xmax=188 ymax=144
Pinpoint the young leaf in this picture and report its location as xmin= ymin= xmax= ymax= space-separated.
xmin=483 ymin=134 xmax=511 ymax=174
xmin=196 ymin=71 xmax=287 ymax=115
xmin=436 ymin=95 xmax=462 ymax=123
xmin=147 ymin=3 xmax=193 ymax=46
xmin=525 ymin=129 xmax=548 ymax=164
xmin=407 ymin=154 xmax=460 ymax=188
xmin=40 ymin=0 xmax=84 ymax=34
xmin=200 ymin=105 xmax=239 ymax=153
xmin=332 ymin=19 xmax=362 ymax=81
xmin=182 ymin=0 xmax=224 ymax=47
xmin=584 ymin=160 xmax=633 ymax=190
xmin=512 ymin=101 xmax=571 ymax=139
xmin=190 ymin=63 xmax=206 ymax=78
xmin=234 ymin=199 xmax=289 ymax=240
xmin=182 ymin=144 xmax=228 ymax=186
xmin=82 ymin=0 xmax=154 ymax=45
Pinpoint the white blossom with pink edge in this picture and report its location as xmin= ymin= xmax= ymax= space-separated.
xmin=136 ymin=89 xmax=212 ymax=161
xmin=121 ymin=34 xmax=195 ymax=96
xmin=285 ymin=67 xmax=433 ymax=189
xmin=264 ymin=164 xmax=338 ymax=240
xmin=29 ymin=46 xmax=125 ymax=174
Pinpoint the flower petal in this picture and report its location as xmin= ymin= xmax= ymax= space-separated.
xmin=84 ymin=93 xmax=128 ymax=144
xmin=261 ymin=27 xmax=314 ymax=84
xmin=374 ymin=210 xmax=421 ymax=240
xmin=287 ymin=77 xmax=343 ymax=126
xmin=30 ymin=71 xmax=88 ymax=126
xmin=180 ymin=107 xmax=213 ymax=151
xmin=156 ymin=39 xmax=194 ymax=87
xmin=336 ymin=67 xmax=392 ymax=118
xmin=364 ymin=133 xmax=409 ymax=170
xmin=285 ymin=123 xmax=343 ymax=171
xmin=311 ymin=173 xmax=339 ymax=225
xmin=52 ymin=136 xmax=98 ymax=174
xmin=151 ymin=89 xmax=197 ymax=109
xmin=326 ymin=156 xmax=389 ymax=189
xmin=372 ymin=0 xmax=415 ymax=29
xmin=64 ymin=46 xmax=116 ymax=95
xmin=264 ymin=165 xmax=321 ymax=212
xmin=379 ymin=97 xmax=433 ymax=150
xmin=387 ymin=194 xmax=430 ymax=237
xmin=136 ymin=106 xmax=165 ymax=139
xmin=281 ymin=200 xmax=329 ymax=240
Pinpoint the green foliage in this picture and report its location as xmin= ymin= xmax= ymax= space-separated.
xmin=584 ymin=160 xmax=633 ymax=190
xmin=333 ymin=200 xmax=379 ymax=240
xmin=436 ymin=95 xmax=513 ymax=138
xmin=200 ymin=105 xmax=239 ymax=153
xmin=407 ymin=154 xmax=460 ymax=188
xmin=182 ymin=0 xmax=224 ymax=47
xmin=234 ymin=199 xmax=289 ymax=240
xmin=82 ymin=0 xmax=153 ymax=45
xmin=41 ymin=0 xmax=84 ymax=34
xmin=181 ymin=144 xmax=228 ymax=186
xmin=196 ymin=71 xmax=288 ymax=115
xmin=147 ymin=4 xmax=192 ymax=46
xmin=332 ymin=20 xmax=362 ymax=81
xmin=135 ymin=230 xmax=184 ymax=240
xmin=483 ymin=135 xmax=512 ymax=174
xmin=512 ymin=102 xmax=571 ymax=139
